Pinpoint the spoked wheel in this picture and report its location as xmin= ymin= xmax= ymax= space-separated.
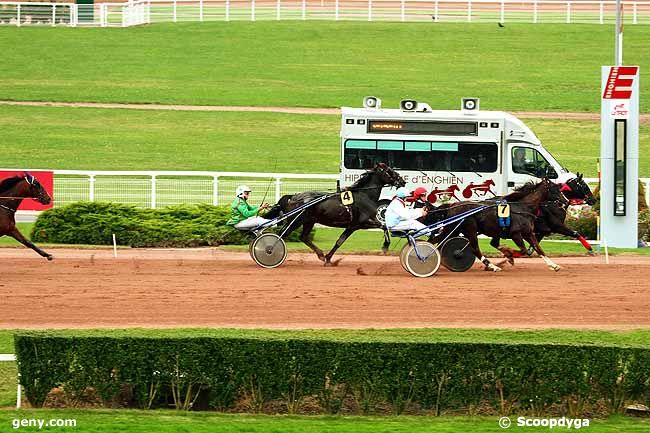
xmin=440 ymin=236 xmax=475 ymax=272
xmin=375 ymin=200 xmax=391 ymax=225
xmin=404 ymin=240 xmax=441 ymax=278
xmin=250 ymin=233 xmax=288 ymax=269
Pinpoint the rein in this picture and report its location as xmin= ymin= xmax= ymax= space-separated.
xmin=0 ymin=204 xmax=17 ymax=213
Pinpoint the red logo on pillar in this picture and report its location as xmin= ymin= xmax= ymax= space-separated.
xmin=602 ymin=66 xmax=638 ymax=100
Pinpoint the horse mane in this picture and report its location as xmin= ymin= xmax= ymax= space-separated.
xmin=501 ymin=181 xmax=538 ymax=201
xmin=0 ymin=176 xmax=23 ymax=193
xmin=348 ymin=170 xmax=374 ymax=190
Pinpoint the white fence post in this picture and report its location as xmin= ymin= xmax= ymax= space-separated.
xmin=400 ymin=0 xmax=404 ymax=21
xmin=89 ymin=175 xmax=96 ymax=202
xmin=566 ymin=1 xmax=570 ymax=24
xmin=226 ymin=0 xmax=230 ymax=21
xmin=633 ymin=3 xmax=638 ymax=24
xmin=302 ymin=0 xmax=306 ymax=19
xmin=500 ymin=0 xmax=504 ymax=23
xmin=599 ymin=2 xmax=603 ymax=24
xmin=368 ymin=0 xmax=372 ymax=21
xmin=275 ymin=177 xmax=281 ymax=203
xmin=251 ymin=0 xmax=255 ymax=21
xmin=467 ymin=0 xmax=472 ymax=22
xmin=16 ymin=374 xmax=21 ymax=409
xmin=52 ymin=4 xmax=56 ymax=26
xmin=16 ymin=4 xmax=21 ymax=27
xmin=213 ymin=176 xmax=219 ymax=205
xmin=200 ymin=0 xmax=204 ymax=21
xmin=151 ymin=175 xmax=157 ymax=209
xmin=434 ymin=0 xmax=438 ymax=21
xmin=335 ymin=0 xmax=339 ymax=20
xmin=277 ymin=0 xmax=281 ymax=20
xmin=533 ymin=0 xmax=537 ymax=23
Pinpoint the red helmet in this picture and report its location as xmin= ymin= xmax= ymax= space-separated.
xmin=412 ymin=187 xmax=428 ymax=198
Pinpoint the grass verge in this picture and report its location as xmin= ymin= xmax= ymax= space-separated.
xmin=1 ymin=23 xmax=649 ymax=113
xmin=1 ymin=105 xmax=649 ymax=176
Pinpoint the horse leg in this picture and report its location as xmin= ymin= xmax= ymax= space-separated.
xmin=490 ymin=236 xmax=515 ymax=266
xmin=465 ymin=228 xmax=501 ymax=272
xmin=9 ymin=227 xmax=53 ymax=260
xmin=381 ymin=228 xmax=391 ymax=254
xmin=299 ymin=221 xmax=325 ymax=262
xmin=547 ymin=225 xmax=595 ymax=256
xmin=522 ymin=231 xmax=560 ymax=272
xmin=323 ymin=227 xmax=357 ymax=266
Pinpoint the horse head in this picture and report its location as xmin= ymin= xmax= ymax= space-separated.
xmin=563 ymin=173 xmax=596 ymax=205
xmin=23 ymin=172 xmax=51 ymax=205
xmin=374 ymin=163 xmax=405 ymax=188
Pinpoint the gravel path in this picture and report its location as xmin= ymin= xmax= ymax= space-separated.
xmin=2 ymin=100 xmax=648 ymax=122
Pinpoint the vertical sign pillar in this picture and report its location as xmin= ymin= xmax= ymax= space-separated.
xmin=600 ymin=65 xmax=640 ymax=248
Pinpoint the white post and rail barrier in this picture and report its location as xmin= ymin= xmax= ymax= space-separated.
xmin=2 ymin=0 xmax=650 ymax=27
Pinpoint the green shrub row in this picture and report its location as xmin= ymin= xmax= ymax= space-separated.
xmin=30 ymin=202 xmax=305 ymax=247
xmin=14 ymin=334 xmax=650 ymax=417
xmin=564 ymin=209 xmax=650 ymax=242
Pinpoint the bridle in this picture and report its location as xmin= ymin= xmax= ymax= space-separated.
xmin=0 ymin=174 xmax=46 ymax=210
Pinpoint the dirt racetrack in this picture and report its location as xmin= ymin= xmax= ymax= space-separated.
xmin=1 ymin=247 xmax=649 ymax=330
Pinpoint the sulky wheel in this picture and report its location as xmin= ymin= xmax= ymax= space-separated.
xmin=399 ymin=243 xmax=411 ymax=272
xmin=250 ymin=233 xmax=288 ymax=269
xmin=404 ymin=241 xmax=441 ymax=278
xmin=440 ymin=236 xmax=475 ymax=272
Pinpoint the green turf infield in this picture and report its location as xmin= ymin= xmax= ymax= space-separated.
xmin=0 ymin=410 xmax=648 ymax=433
xmin=2 ymin=105 xmax=649 ymax=177
xmin=7 ymin=328 xmax=650 ymax=346
xmin=2 ymin=222 xmax=649 ymax=255
xmin=1 ymin=22 xmax=649 ymax=113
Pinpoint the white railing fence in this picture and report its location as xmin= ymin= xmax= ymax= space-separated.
xmin=1 ymin=0 xmax=649 ymax=27
xmin=52 ymin=170 xmax=339 ymax=208
xmin=42 ymin=171 xmax=650 ymax=210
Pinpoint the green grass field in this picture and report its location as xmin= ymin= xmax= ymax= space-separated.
xmin=4 ymin=410 xmax=650 ymax=432
xmin=3 ymin=221 xmax=649 ymax=255
xmin=1 ymin=23 xmax=649 ymax=112
xmin=0 ymin=410 xmax=648 ymax=433
xmin=2 ymin=105 xmax=649 ymax=176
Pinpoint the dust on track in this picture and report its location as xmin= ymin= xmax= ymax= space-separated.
xmin=1 ymin=247 xmax=649 ymax=330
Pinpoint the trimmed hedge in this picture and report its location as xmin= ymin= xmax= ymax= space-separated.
xmin=30 ymin=202 xmax=305 ymax=247
xmin=14 ymin=333 xmax=650 ymax=416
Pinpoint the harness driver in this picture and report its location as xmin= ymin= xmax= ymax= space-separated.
xmin=385 ymin=186 xmax=429 ymax=233
xmin=226 ymin=185 xmax=271 ymax=230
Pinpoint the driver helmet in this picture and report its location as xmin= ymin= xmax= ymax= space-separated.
xmin=395 ymin=187 xmax=409 ymax=199
xmin=412 ymin=186 xmax=428 ymax=199
xmin=236 ymin=185 xmax=252 ymax=198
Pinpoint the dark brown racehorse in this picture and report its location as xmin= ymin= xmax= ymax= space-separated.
xmin=265 ymin=163 xmax=405 ymax=265
xmin=430 ymin=178 xmax=560 ymax=272
xmin=0 ymin=173 xmax=53 ymax=260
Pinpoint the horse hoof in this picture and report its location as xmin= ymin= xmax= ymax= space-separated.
xmin=46 ymin=255 xmax=54 ymax=261
xmin=551 ymin=265 xmax=561 ymax=272
xmin=491 ymin=265 xmax=502 ymax=272
xmin=587 ymin=251 xmax=597 ymax=257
